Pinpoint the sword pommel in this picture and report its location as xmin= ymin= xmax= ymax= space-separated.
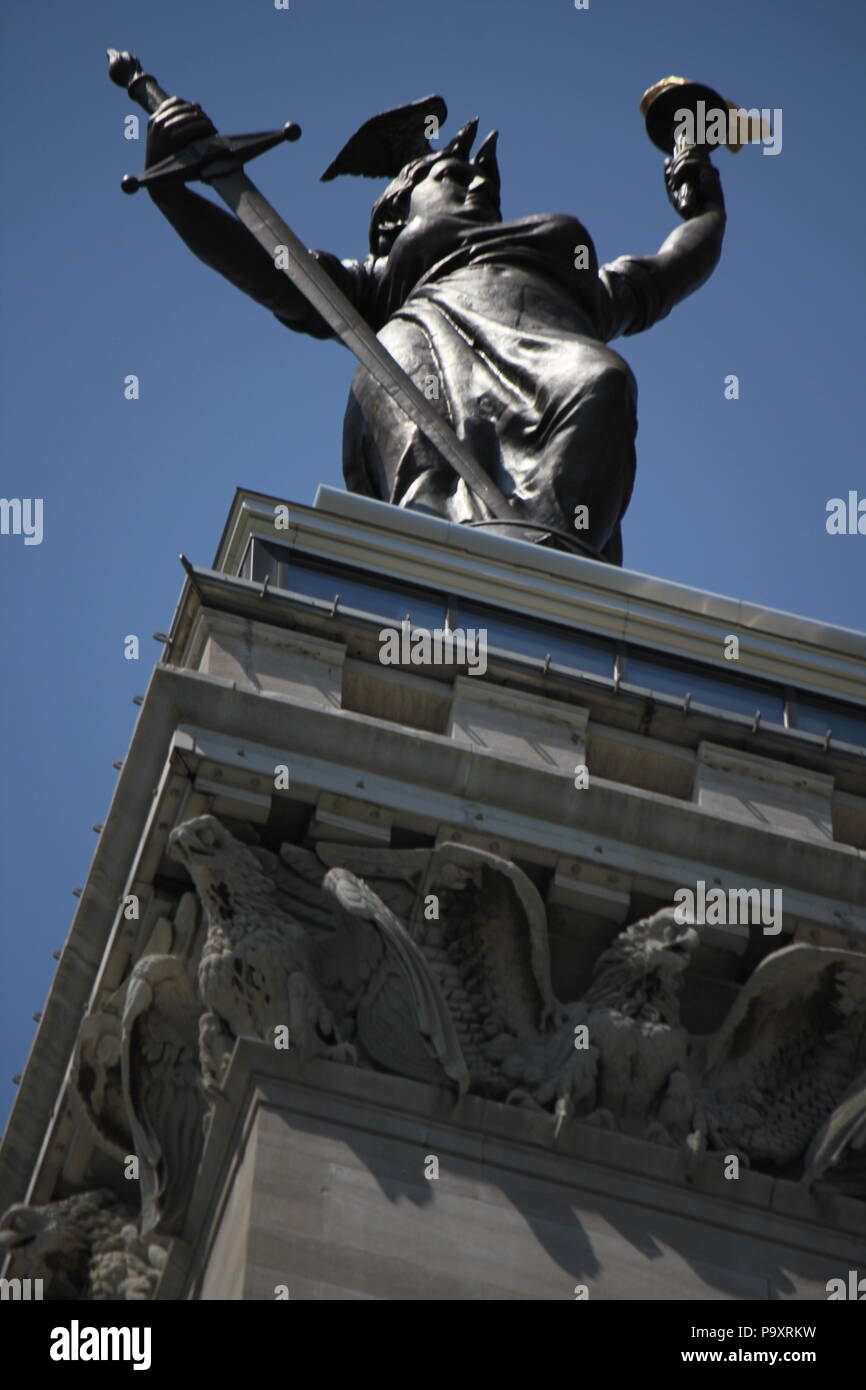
xmin=106 ymin=49 xmax=170 ymax=116
xmin=107 ymin=49 xmax=141 ymax=87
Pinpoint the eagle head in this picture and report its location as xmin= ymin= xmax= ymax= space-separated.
xmin=626 ymin=909 xmax=700 ymax=978
xmin=168 ymin=814 xmax=234 ymax=868
xmin=168 ymin=815 xmax=246 ymax=919
xmin=168 ymin=814 xmax=283 ymax=943
xmin=584 ymin=907 xmax=699 ymax=1017
xmin=0 ymin=1201 xmax=86 ymax=1261
xmin=0 ymin=1189 xmax=125 ymax=1270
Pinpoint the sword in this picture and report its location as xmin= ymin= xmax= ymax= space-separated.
xmin=108 ymin=51 xmax=599 ymax=558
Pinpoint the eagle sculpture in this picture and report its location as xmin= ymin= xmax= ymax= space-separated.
xmin=167 ymin=815 xmax=468 ymax=1095
xmin=69 ymin=815 xmax=866 ymax=1251
xmin=316 ymin=841 xmax=699 ymax=1138
xmin=70 ymin=954 xmax=205 ymax=1238
xmin=0 ymin=1189 xmax=165 ymax=1300
xmin=315 ymin=839 xmax=866 ymax=1173
xmin=120 ymin=954 xmax=206 ymax=1236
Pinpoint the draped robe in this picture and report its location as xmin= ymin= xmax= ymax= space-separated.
xmin=276 ymin=211 xmax=673 ymax=564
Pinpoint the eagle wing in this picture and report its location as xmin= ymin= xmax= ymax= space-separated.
xmin=121 ymin=955 xmax=207 ymax=1236
xmin=315 ymin=841 xmax=561 ymax=1094
xmin=308 ymin=842 xmax=432 ymax=921
xmin=420 ymin=842 xmax=560 ymax=1032
xmin=322 ymin=866 xmax=469 ymax=1091
xmin=277 ymin=841 xmax=467 ymax=1090
xmin=699 ymin=944 xmax=866 ymax=1170
xmin=803 ymin=1068 xmax=866 ymax=1192
xmin=70 ymin=991 xmax=130 ymax=1160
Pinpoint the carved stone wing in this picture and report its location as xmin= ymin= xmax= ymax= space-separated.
xmin=698 ymin=945 xmax=866 ymax=1170
xmin=420 ymin=842 xmax=560 ymax=1032
xmin=308 ymin=843 xmax=432 ymax=923
xmin=121 ymin=954 xmax=207 ymax=1236
xmin=319 ymin=842 xmax=558 ymax=1018
xmin=322 ymin=866 xmax=469 ymax=1091
xmin=316 ymin=841 xmax=562 ymax=1097
xmin=803 ymin=1068 xmax=866 ymax=1193
xmin=70 ymin=991 xmax=130 ymax=1161
xmin=278 ymin=842 xmax=468 ymax=1090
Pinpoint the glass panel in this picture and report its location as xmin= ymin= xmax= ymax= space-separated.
xmin=251 ymin=540 xmax=446 ymax=628
xmin=796 ymin=700 xmax=866 ymax=749
xmin=239 ymin=539 xmax=254 ymax=581
xmin=457 ymin=603 xmax=614 ymax=677
xmin=250 ymin=537 xmax=277 ymax=584
xmin=626 ymin=654 xmax=786 ymax=724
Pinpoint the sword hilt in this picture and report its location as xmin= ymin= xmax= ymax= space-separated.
xmin=107 ymin=50 xmax=170 ymax=117
xmin=107 ymin=50 xmax=302 ymax=195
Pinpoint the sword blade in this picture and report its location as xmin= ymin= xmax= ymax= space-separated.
xmin=208 ymin=166 xmax=528 ymax=527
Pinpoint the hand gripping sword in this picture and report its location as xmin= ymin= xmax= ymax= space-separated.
xmin=107 ymin=51 xmax=600 ymax=560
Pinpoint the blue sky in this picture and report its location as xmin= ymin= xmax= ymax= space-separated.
xmin=1 ymin=0 xmax=864 ymax=1132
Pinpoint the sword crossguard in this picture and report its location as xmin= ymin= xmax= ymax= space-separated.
xmin=107 ymin=49 xmax=301 ymax=194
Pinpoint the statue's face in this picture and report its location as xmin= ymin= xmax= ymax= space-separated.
xmin=407 ymin=157 xmax=499 ymax=223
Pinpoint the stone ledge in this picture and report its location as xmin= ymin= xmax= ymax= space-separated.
xmin=156 ymin=1040 xmax=866 ymax=1301
xmin=696 ymin=743 xmax=836 ymax=798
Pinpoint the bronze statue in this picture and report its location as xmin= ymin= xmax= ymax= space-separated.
xmin=110 ymin=57 xmax=727 ymax=565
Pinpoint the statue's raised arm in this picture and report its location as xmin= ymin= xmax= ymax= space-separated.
xmin=599 ymin=146 xmax=726 ymax=344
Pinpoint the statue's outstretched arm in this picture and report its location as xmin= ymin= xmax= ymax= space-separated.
xmin=144 ymin=97 xmax=349 ymax=337
xmin=149 ymin=182 xmax=311 ymax=315
xmin=600 ymin=150 xmax=726 ymax=339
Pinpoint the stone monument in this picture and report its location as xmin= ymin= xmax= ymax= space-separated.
xmin=1 ymin=58 xmax=865 ymax=1302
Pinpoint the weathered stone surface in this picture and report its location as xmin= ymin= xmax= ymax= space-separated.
xmin=168 ymin=1049 xmax=866 ymax=1301
xmin=149 ymin=815 xmax=866 ymax=1219
xmin=0 ymin=1190 xmax=165 ymax=1300
xmin=447 ymin=677 xmax=588 ymax=773
xmin=190 ymin=609 xmax=345 ymax=709
xmin=693 ymin=741 xmax=835 ymax=842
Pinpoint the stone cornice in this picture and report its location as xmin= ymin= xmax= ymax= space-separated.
xmin=213 ymin=487 xmax=866 ymax=703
